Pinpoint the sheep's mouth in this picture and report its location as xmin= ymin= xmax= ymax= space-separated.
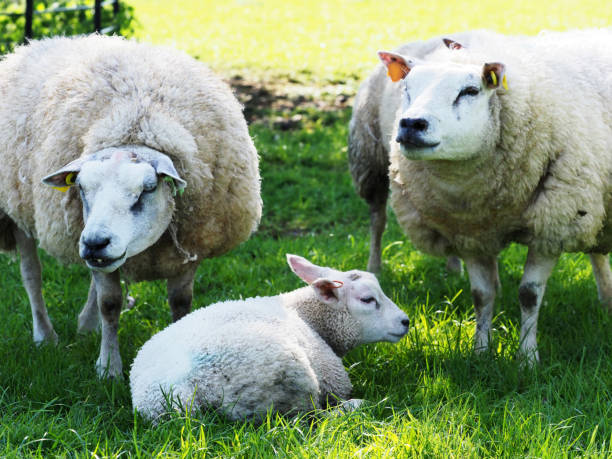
xmin=388 ymin=331 xmax=408 ymax=341
xmin=85 ymin=250 xmax=127 ymax=271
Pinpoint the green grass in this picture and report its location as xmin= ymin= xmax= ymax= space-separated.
xmin=2 ymin=1 xmax=612 ymax=457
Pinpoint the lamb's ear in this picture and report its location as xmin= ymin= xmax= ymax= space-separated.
xmin=482 ymin=62 xmax=509 ymax=90
xmin=378 ymin=51 xmax=414 ymax=82
xmin=287 ymin=254 xmax=323 ymax=284
xmin=42 ymin=156 xmax=90 ymax=192
xmin=150 ymin=154 xmax=187 ymax=195
xmin=311 ymin=278 xmax=342 ymax=306
xmin=443 ymin=38 xmax=463 ymax=50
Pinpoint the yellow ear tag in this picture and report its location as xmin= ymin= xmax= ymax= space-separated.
xmin=502 ymin=74 xmax=509 ymax=90
xmin=388 ymin=61 xmax=408 ymax=82
xmin=52 ymin=172 xmax=75 ymax=192
xmin=490 ymin=71 xmax=498 ymax=87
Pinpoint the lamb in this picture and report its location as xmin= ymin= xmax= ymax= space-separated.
xmin=348 ymin=32 xmax=478 ymax=273
xmin=129 ymin=254 xmax=410 ymax=422
xmin=0 ymin=35 xmax=262 ymax=377
xmin=374 ymin=29 xmax=612 ymax=362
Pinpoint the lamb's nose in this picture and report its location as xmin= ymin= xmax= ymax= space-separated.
xmin=401 ymin=318 xmax=410 ymax=328
xmin=399 ymin=117 xmax=429 ymax=132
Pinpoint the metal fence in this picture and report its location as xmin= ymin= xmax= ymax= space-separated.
xmin=0 ymin=0 xmax=120 ymax=40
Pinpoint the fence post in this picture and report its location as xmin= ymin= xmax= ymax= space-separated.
xmin=94 ymin=0 xmax=102 ymax=32
xmin=24 ymin=0 xmax=34 ymax=39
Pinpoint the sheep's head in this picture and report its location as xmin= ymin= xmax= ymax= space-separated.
xmin=378 ymin=39 xmax=507 ymax=161
xmin=42 ymin=146 xmax=186 ymax=273
xmin=287 ymin=254 xmax=409 ymax=345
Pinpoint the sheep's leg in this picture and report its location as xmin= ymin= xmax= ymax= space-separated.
xmin=167 ymin=265 xmax=198 ymax=322
xmin=13 ymin=226 xmax=58 ymax=344
xmin=518 ymin=249 xmax=557 ymax=364
xmin=93 ymin=270 xmax=123 ymax=378
xmin=77 ymin=277 xmax=99 ymax=333
xmin=589 ymin=253 xmax=612 ymax=312
xmin=446 ymin=256 xmax=464 ymax=275
xmin=367 ymin=199 xmax=387 ymax=273
xmin=464 ymin=255 xmax=499 ymax=353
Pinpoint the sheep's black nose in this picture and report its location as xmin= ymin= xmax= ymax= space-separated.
xmin=81 ymin=235 xmax=111 ymax=259
xmin=399 ymin=117 xmax=429 ymax=132
xmin=401 ymin=318 xmax=410 ymax=327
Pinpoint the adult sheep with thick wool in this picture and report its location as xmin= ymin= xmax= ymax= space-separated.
xmin=0 ymin=35 xmax=261 ymax=377
xmin=374 ymin=29 xmax=612 ymax=362
xmin=130 ymin=254 xmax=410 ymax=422
xmin=348 ymin=31 xmax=479 ymax=273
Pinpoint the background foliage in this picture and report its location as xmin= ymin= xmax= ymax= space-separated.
xmin=0 ymin=0 xmax=134 ymax=54
xmin=1 ymin=0 xmax=612 ymax=457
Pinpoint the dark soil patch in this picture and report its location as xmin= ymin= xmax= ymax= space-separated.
xmin=228 ymin=75 xmax=355 ymax=130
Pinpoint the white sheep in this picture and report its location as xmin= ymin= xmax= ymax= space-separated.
xmin=0 ymin=35 xmax=262 ymax=377
xmin=130 ymin=254 xmax=410 ymax=422
xmin=348 ymin=32 xmax=477 ymax=273
xmin=374 ymin=29 xmax=612 ymax=362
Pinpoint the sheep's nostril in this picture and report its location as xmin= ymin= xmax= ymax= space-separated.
xmin=84 ymin=236 xmax=111 ymax=251
xmin=401 ymin=318 xmax=410 ymax=327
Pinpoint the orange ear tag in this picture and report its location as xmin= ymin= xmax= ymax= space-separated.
xmin=387 ymin=61 xmax=408 ymax=82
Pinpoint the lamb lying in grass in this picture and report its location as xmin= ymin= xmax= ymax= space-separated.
xmin=130 ymin=254 xmax=410 ymax=421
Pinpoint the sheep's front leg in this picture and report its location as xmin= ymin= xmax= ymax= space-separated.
xmin=518 ymin=249 xmax=557 ymax=364
xmin=167 ymin=265 xmax=198 ymax=322
xmin=13 ymin=226 xmax=58 ymax=344
xmin=93 ymin=270 xmax=123 ymax=378
xmin=589 ymin=253 xmax=612 ymax=312
xmin=464 ymin=255 xmax=500 ymax=352
xmin=77 ymin=277 xmax=99 ymax=333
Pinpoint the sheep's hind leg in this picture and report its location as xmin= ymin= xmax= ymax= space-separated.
xmin=167 ymin=264 xmax=198 ymax=322
xmin=518 ymin=249 xmax=557 ymax=365
xmin=589 ymin=253 xmax=612 ymax=312
xmin=464 ymin=255 xmax=499 ymax=353
xmin=77 ymin=277 xmax=99 ymax=333
xmin=13 ymin=226 xmax=58 ymax=344
xmin=93 ymin=270 xmax=123 ymax=378
xmin=367 ymin=199 xmax=387 ymax=273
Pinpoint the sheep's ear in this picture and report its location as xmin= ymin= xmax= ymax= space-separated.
xmin=287 ymin=254 xmax=323 ymax=284
xmin=443 ymin=38 xmax=464 ymax=50
xmin=150 ymin=155 xmax=187 ymax=194
xmin=378 ymin=51 xmax=414 ymax=82
xmin=41 ymin=156 xmax=89 ymax=192
xmin=482 ymin=62 xmax=508 ymax=90
xmin=311 ymin=278 xmax=342 ymax=306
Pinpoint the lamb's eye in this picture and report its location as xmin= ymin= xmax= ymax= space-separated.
xmin=360 ymin=297 xmax=379 ymax=308
xmin=457 ymin=86 xmax=480 ymax=99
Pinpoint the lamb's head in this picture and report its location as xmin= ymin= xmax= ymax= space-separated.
xmin=42 ymin=146 xmax=186 ymax=272
xmin=287 ymin=254 xmax=409 ymax=345
xmin=378 ymin=39 xmax=507 ymax=161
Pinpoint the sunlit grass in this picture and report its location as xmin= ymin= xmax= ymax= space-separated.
xmin=1 ymin=0 xmax=611 ymax=457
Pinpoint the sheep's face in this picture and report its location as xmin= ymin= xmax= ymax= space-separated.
xmin=378 ymin=49 xmax=506 ymax=161
xmin=43 ymin=147 xmax=186 ymax=273
xmin=287 ymin=254 xmax=409 ymax=344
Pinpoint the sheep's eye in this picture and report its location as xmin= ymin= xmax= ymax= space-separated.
xmin=457 ymin=86 xmax=480 ymax=99
xmin=143 ymin=181 xmax=157 ymax=193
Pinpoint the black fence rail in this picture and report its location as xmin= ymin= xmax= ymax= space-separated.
xmin=0 ymin=0 xmax=121 ymax=41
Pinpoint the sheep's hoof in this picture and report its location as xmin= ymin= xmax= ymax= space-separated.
xmin=34 ymin=329 xmax=59 ymax=346
xmin=96 ymin=358 xmax=124 ymax=379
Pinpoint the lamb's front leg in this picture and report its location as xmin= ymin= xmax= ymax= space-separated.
xmin=167 ymin=264 xmax=198 ymax=322
xmin=13 ymin=226 xmax=58 ymax=344
xmin=518 ymin=249 xmax=557 ymax=364
xmin=589 ymin=253 xmax=612 ymax=312
xmin=463 ymin=255 xmax=500 ymax=353
xmin=93 ymin=270 xmax=123 ymax=378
